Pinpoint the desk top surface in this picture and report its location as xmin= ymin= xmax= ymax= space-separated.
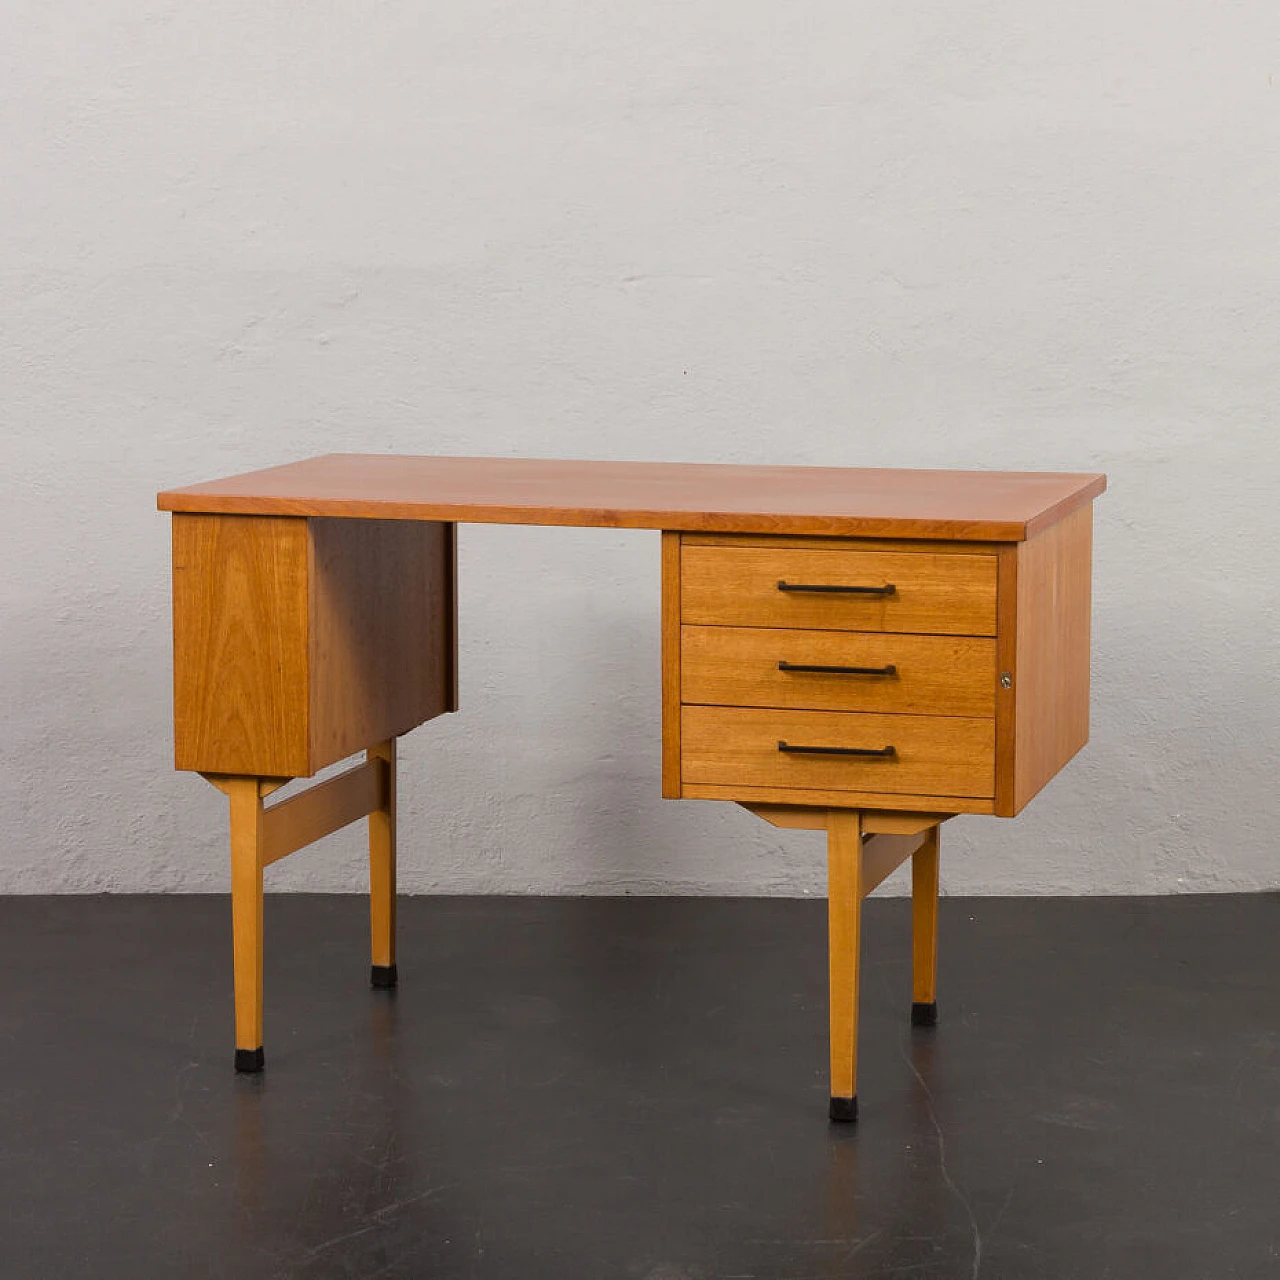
xmin=158 ymin=455 xmax=1105 ymax=542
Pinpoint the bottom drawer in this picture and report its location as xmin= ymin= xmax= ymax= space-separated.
xmin=681 ymin=706 xmax=994 ymax=799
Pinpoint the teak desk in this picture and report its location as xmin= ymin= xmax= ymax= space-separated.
xmin=158 ymin=456 xmax=1105 ymax=1121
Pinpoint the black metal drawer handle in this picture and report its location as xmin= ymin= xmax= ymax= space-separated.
xmin=777 ymin=740 xmax=896 ymax=758
xmin=777 ymin=661 xmax=897 ymax=677
xmin=777 ymin=580 xmax=896 ymax=596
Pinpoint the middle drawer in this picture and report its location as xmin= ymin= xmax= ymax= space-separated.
xmin=682 ymin=625 xmax=996 ymax=718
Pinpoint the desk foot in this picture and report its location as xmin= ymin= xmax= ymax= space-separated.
xmin=829 ymin=1095 xmax=858 ymax=1123
xmin=235 ymin=1047 xmax=265 ymax=1073
xmin=370 ymin=964 xmax=398 ymax=989
xmin=911 ymin=1001 xmax=938 ymax=1027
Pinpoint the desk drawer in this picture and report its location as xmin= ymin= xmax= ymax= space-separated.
xmin=681 ymin=544 xmax=997 ymax=636
xmin=681 ymin=705 xmax=995 ymax=799
xmin=682 ymin=626 xmax=996 ymax=717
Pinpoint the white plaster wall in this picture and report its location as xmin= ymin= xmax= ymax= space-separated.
xmin=2 ymin=1 xmax=1278 ymax=896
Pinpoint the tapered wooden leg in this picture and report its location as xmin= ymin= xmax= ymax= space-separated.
xmin=227 ymin=778 xmax=266 ymax=1072
xmin=826 ymin=809 xmax=864 ymax=1122
xmin=368 ymin=739 xmax=397 ymax=989
xmin=911 ymin=824 xmax=940 ymax=1027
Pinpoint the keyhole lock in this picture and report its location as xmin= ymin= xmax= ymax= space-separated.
xmin=999 ymin=672 xmax=1013 ymax=689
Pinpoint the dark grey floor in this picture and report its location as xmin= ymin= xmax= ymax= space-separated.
xmin=0 ymin=893 xmax=1277 ymax=1279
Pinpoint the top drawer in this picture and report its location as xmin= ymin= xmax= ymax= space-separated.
xmin=680 ymin=542 xmax=997 ymax=636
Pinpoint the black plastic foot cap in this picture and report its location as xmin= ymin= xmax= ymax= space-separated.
xmin=911 ymin=1001 xmax=938 ymax=1027
xmin=235 ymin=1047 xmax=265 ymax=1073
xmin=371 ymin=964 xmax=398 ymax=989
xmin=829 ymin=1095 xmax=858 ymax=1123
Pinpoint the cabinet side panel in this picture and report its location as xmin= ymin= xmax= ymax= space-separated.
xmin=307 ymin=518 xmax=455 ymax=774
xmin=1012 ymin=504 xmax=1094 ymax=811
xmin=172 ymin=513 xmax=311 ymax=776
xmin=442 ymin=521 xmax=460 ymax=712
xmin=661 ymin=531 xmax=682 ymax=797
xmin=993 ymin=544 xmax=1019 ymax=816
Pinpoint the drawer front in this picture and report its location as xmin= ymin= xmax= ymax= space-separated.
xmin=682 ymin=626 xmax=996 ymax=718
xmin=681 ymin=544 xmax=997 ymax=636
xmin=682 ymin=706 xmax=995 ymax=798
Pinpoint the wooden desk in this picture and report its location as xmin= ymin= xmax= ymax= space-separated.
xmin=158 ymin=455 xmax=1105 ymax=1121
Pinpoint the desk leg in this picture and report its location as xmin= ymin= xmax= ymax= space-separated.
xmin=911 ymin=824 xmax=940 ymax=1027
xmin=826 ymin=809 xmax=864 ymax=1123
xmin=227 ymin=778 xmax=267 ymax=1073
xmin=205 ymin=753 xmax=396 ymax=1070
xmin=368 ymin=739 xmax=397 ymax=989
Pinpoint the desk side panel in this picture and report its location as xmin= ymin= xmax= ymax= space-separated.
xmin=172 ymin=514 xmax=312 ymax=776
xmin=660 ymin=532 xmax=682 ymax=797
xmin=307 ymin=518 xmax=456 ymax=774
xmin=1006 ymin=503 xmax=1094 ymax=813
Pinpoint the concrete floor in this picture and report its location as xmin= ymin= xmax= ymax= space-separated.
xmin=0 ymin=893 xmax=1276 ymax=1279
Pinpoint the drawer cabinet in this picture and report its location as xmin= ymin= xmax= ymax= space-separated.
xmin=662 ymin=513 xmax=1093 ymax=817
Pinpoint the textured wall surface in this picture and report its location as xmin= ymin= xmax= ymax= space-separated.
xmin=3 ymin=2 xmax=1278 ymax=896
